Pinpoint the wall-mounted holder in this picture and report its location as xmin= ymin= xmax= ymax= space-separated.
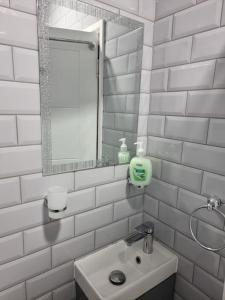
xmin=189 ymin=195 xmax=225 ymax=252
xmin=44 ymin=186 xmax=68 ymax=220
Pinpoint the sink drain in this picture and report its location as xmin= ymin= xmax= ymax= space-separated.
xmin=109 ymin=270 xmax=126 ymax=286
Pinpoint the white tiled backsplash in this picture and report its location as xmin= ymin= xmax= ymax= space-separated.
xmin=2 ymin=0 xmax=225 ymax=299
xmin=146 ymin=1 xmax=225 ymax=300
xmin=0 ymin=0 xmax=153 ymax=299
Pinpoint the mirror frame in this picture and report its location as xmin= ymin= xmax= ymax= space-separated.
xmin=38 ymin=0 xmax=144 ymax=175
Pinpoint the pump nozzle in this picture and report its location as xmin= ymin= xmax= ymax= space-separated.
xmin=134 ymin=141 xmax=144 ymax=157
xmin=119 ymin=138 xmax=127 ymax=152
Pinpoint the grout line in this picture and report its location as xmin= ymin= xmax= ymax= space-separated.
xmin=152 ymin=56 xmax=223 ymax=72
xmin=205 ymin=117 xmax=211 ymax=145
xmin=11 ymin=46 xmax=15 ymax=80
xmin=220 ymin=0 xmax=225 ymax=26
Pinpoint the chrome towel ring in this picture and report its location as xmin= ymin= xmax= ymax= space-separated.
xmin=189 ymin=195 xmax=225 ymax=252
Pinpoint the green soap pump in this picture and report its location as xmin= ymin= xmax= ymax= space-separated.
xmin=118 ymin=138 xmax=130 ymax=164
xmin=129 ymin=141 xmax=152 ymax=188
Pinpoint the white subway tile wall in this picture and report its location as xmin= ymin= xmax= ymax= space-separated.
xmin=146 ymin=1 xmax=225 ymax=300
xmin=0 ymin=0 xmax=154 ymax=298
xmin=1 ymin=0 xmax=225 ymax=299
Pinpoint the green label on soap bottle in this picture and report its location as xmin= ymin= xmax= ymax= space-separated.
xmin=133 ymin=165 xmax=146 ymax=181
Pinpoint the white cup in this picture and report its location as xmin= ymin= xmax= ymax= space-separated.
xmin=47 ymin=186 xmax=67 ymax=212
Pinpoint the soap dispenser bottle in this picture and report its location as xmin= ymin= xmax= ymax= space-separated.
xmin=118 ymin=138 xmax=130 ymax=164
xmin=129 ymin=141 xmax=152 ymax=188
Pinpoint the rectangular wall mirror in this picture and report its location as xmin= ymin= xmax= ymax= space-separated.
xmin=38 ymin=0 xmax=144 ymax=175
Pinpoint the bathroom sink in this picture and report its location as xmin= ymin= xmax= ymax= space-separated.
xmin=74 ymin=239 xmax=178 ymax=300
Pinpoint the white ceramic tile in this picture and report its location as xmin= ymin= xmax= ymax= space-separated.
xmin=98 ymin=0 xmax=139 ymax=14
xmin=106 ymin=22 xmax=130 ymax=41
xmin=129 ymin=213 xmax=143 ymax=232
xmin=192 ymin=27 xmax=225 ymax=62
xmin=139 ymin=0 xmax=155 ymax=21
xmin=103 ymin=128 xmax=123 ymax=147
xmin=156 ymin=0 xmax=196 ymax=19
xmin=139 ymin=94 xmax=150 ymax=115
xmin=75 ymin=166 xmax=114 ymax=190
xmin=24 ymin=217 xmax=74 ymax=254
xmin=115 ymin=113 xmax=138 ymax=132
xmin=114 ymin=196 xmax=143 ymax=221
xmin=96 ymin=180 xmax=127 ymax=207
xmin=148 ymin=156 xmax=162 ymax=179
xmin=52 ymin=232 xmax=94 ymax=267
xmin=126 ymin=94 xmax=139 ymax=113
xmin=0 ymin=283 xmax=26 ymax=300
xmin=0 ymin=81 xmax=40 ymax=114
xmin=75 ymin=205 xmax=113 ymax=235
xmin=17 ymin=115 xmax=41 ymax=145
xmin=168 ymin=61 xmax=215 ymax=91
xmin=10 ymin=0 xmax=37 ymax=14
xmin=0 ymin=177 xmax=20 ymax=208
xmin=202 ymin=172 xmax=225 ymax=201
xmin=0 ymin=45 xmax=13 ymax=80
xmin=95 ymin=219 xmax=128 ymax=248
xmin=150 ymin=69 xmax=168 ymax=92
xmin=53 ymin=281 xmax=75 ymax=300
xmin=0 ymin=7 xmax=37 ymax=49
xmin=162 ymin=161 xmax=203 ymax=193
xmin=165 ymin=116 xmax=208 ymax=143
xmin=104 ymin=73 xmax=140 ymax=95
xmin=142 ymin=46 xmax=152 ymax=70
xmin=0 ymin=233 xmax=23 ymax=265
xmin=21 ymin=172 xmax=74 ymax=203
xmin=144 ymin=195 xmax=159 ymax=218
xmin=222 ymin=0 xmax=225 ymax=25
xmin=146 ymin=178 xmax=178 ymax=207
xmin=105 ymin=39 xmax=117 ymax=59
xmin=128 ymin=51 xmax=142 ymax=73
xmin=103 ymin=112 xmax=114 ymax=129
xmin=66 ymin=188 xmax=95 ymax=216
xmin=148 ymin=136 xmax=183 ymax=163
xmin=143 ymin=20 xmax=154 ymax=47
xmin=182 ymin=142 xmax=225 ymax=176
xmin=36 ymin=293 xmax=52 ymax=300
xmin=148 ymin=115 xmax=165 ymax=136
xmin=0 ymin=199 xmax=48 ymax=237
xmin=0 ymin=248 xmax=51 ymax=291
xmin=153 ymin=37 xmax=192 ymax=69
xmin=214 ymin=58 xmax=225 ymax=88
xmin=104 ymin=55 xmax=128 ymax=77
xmin=159 ymin=202 xmax=196 ymax=239
xmin=193 ymin=266 xmax=223 ymax=300
xmin=138 ymin=115 xmax=148 ymax=136
xmin=150 ymin=92 xmax=187 ymax=115
xmin=173 ymin=0 xmax=223 ymax=39
xmin=208 ymin=119 xmax=225 ymax=147
xmin=13 ymin=48 xmax=39 ymax=83
xmin=114 ymin=164 xmax=129 ymax=180
xmin=154 ymin=16 xmax=173 ymax=45
xmin=104 ymin=95 xmax=126 ymax=113
xmin=26 ymin=262 xmax=74 ymax=300
xmin=0 ymin=145 xmax=41 ymax=178
xmin=0 ymin=0 xmax=9 ymax=7
xmin=140 ymin=70 xmax=151 ymax=93
xmin=119 ymin=10 xmax=154 ymax=47
xmin=0 ymin=116 xmax=17 ymax=146
xmin=82 ymin=0 xmax=119 ymax=13
xmin=187 ymin=90 xmax=225 ymax=117
xmin=117 ymin=28 xmax=142 ymax=55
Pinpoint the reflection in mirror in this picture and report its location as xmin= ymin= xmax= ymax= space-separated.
xmin=38 ymin=0 xmax=144 ymax=175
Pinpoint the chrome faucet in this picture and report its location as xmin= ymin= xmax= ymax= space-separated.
xmin=124 ymin=222 xmax=154 ymax=254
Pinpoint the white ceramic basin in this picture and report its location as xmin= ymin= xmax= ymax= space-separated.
xmin=75 ymin=239 xmax=178 ymax=300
